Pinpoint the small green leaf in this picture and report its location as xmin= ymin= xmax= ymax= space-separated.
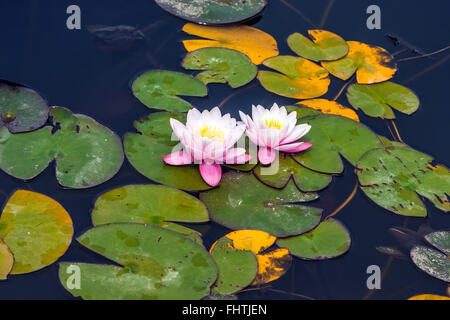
xmin=410 ymin=246 xmax=450 ymax=282
xmin=424 ymin=231 xmax=450 ymax=256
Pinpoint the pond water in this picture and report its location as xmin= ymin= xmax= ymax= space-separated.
xmin=0 ymin=0 xmax=449 ymax=299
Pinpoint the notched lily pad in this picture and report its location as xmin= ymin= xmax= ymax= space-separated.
xmin=322 ymin=41 xmax=397 ymax=84
xmin=277 ymin=218 xmax=351 ymax=260
xmin=347 ymin=82 xmax=419 ymax=119
xmin=258 ymin=56 xmax=330 ymax=99
xmin=132 ymin=70 xmax=207 ymax=112
xmin=0 ymin=190 xmax=73 ymax=275
xmin=287 ymin=30 xmax=348 ymax=61
xmin=124 ymin=112 xmax=211 ymax=191
xmin=155 ymin=0 xmax=267 ymax=25
xmin=0 ymin=81 xmax=48 ymax=133
xmin=59 ymin=223 xmax=217 ymax=300
xmin=182 ymin=47 xmax=257 ymax=88
xmin=356 ymin=146 xmax=450 ymax=216
xmin=200 ymin=172 xmax=322 ymax=237
xmin=410 ymin=245 xmax=449 ymax=282
xmin=0 ymin=106 xmax=124 ymax=188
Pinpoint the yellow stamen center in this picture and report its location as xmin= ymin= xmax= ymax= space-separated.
xmin=197 ymin=125 xmax=224 ymax=141
xmin=265 ymin=118 xmax=284 ymax=130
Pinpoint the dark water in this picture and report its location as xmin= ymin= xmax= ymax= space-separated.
xmin=0 ymin=0 xmax=449 ymax=300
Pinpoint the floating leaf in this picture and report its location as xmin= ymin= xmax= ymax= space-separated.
xmin=200 ymin=172 xmax=322 ymax=237
xmin=182 ymin=48 xmax=257 ymax=88
xmin=0 ymin=106 xmax=124 ymax=188
xmin=292 ymin=114 xmax=383 ymax=174
xmin=258 ymin=56 xmax=330 ymax=99
xmin=209 ymin=237 xmax=258 ymax=294
xmin=203 ymin=293 xmax=238 ymax=300
xmin=408 ymin=294 xmax=450 ymax=300
xmin=346 ymin=82 xmax=419 ymax=119
xmin=132 ymin=70 xmax=207 ymax=112
xmin=92 ymin=184 xmax=208 ymax=237
xmin=59 ymin=224 xmax=217 ymax=300
xmin=0 ymin=81 xmax=48 ymax=133
xmin=254 ymin=153 xmax=332 ymax=192
xmin=124 ymin=112 xmax=211 ymax=191
xmin=155 ymin=0 xmax=267 ymax=25
xmin=356 ymin=147 xmax=450 ymax=216
xmin=378 ymin=135 xmax=405 ymax=148
xmin=0 ymin=239 xmax=13 ymax=279
xmin=425 ymin=231 xmax=450 ymax=255
xmin=277 ymin=218 xmax=351 ymax=260
xmin=286 ymin=105 xmax=322 ymax=118
xmin=321 ymin=41 xmax=397 ymax=84
xmin=182 ymin=23 xmax=278 ymax=65
xmin=297 ymin=99 xmax=359 ymax=122
xmin=0 ymin=190 xmax=73 ymax=275
xmin=410 ymin=246 xmax=450 ymax=282
xmin=287 ymin=30 xmax=348 ymax=61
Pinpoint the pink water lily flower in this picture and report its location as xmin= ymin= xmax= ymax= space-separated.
xmin=239 ymin=103 xmax=312 ymax=165
xmin=163 ymin=107 xmax=250 ymax=187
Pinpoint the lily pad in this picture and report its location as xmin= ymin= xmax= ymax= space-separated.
xmin=254 ymin=153 xmax=332 ymax=192
xmin=287 ymin=30 xmax=348 ymax=61
xmin=92 ymin=184 xmax=209 ymax=237
xmin=292 ymin=114 xmax=383 ymax=174
xmin=321 ymin=41 xmax=397 ymax=84
xmin=0 ymin=81 xmax=48 ymax=133
xmin=0 ymin=190 xmax=73 ymax=275
xmin=155 ymin=0 xmax=267 ymax=25
xmin=408 ymin=294 xmax=450 ymax=300
xmin=356 ymin=146 xmax=450 ymax=216
xmin=410 ymin=246 xmax=449 ymax=282
xmin=296 ymin=99 xmax=359 ymax=122
xmin=182 ymin=47 xmax=257 ymax=88
xmin=346 ymin=82 xmax=419 ymax=119
xmin=209 ymin=237 xmax=258 ymax=295
xmin=424 ymin=231 xmax=450 ymax=256
xmin=132 ymin=70 xmax=207 ymax=112
xmin=277 ymin=218 xmax=351 ymax=260
xmin=124 ymin=112 xmax=211 ymax=191
xmin=258 ymin=56 xmax=330 ymax=99
xmin=0 ymin=239 xmax=13 ymax=280
xmin=59 ymin=223 xmax=217 ymax=300
xmin=182 ymin=23 xmax=278 ymax=65
xmin=200 ymin=172 xmax=322 ymax=237
xmin=0 ymin=106 xmax=124 ymax=188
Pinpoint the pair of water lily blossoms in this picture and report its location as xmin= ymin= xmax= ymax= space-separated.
xmin=163 ymin=103 xmax=313 ymax=187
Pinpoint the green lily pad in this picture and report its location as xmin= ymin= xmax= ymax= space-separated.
xmin=0 ymin=190 xmax=73 ymax=275
xmin=378 ymin=135 xmax=405 ymax=148
xmin=92 ymin=184 xmax=209 ymax=237
xmin=285 ymin=105 xmax=322 ymax=118
xmin=425 ymin=231 xmax=450 ymax=255
xmin=0 ymin=106 xmax=124 ymax=188
xmin=210 ymin=237 xmax=258 ymax=295
xmin=277 ymin=218 xmax=351 ymax=260
xmin=0 ymin=239 xmax=13 ymax=280
xmin=410 ymin=246 xmax=450 ymax=282
xmin=59 ymin=223 xmax=217 ymax=300
xmin=292 ymin=114 xmax=383 ymax=174
xmin=124 ymin=112 xmax=211 ymax=191
xmin=0 ymin=82 xmax=48 ymax=133
xmin=154 ymin=0 xmax=267 ymax=25
xmin=132 ymin=70 xmax=207 ymax=112
xmin=257 ymin=55 xmax=330 ymax=99
xmin=182 ymin=47 xmax=257 ymax=88
xmin=200 ymin=172 xmax=322 ymax=237
xmin=356 ymin=146 xmax=450 ymax=217
xmin=287 ymin=30 xmax=348 ymax=61
xmin=254 ymin=153 xmax=332 ymax=192
xmin=346 ymin=82 xmax=419 ymax=119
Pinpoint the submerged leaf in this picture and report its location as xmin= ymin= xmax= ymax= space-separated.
xmin=287 ymin=30 xmax=348 ymax=61
xmin=277 ymin=218 xmax=351 ymax=260
xmin=132 ymin=70 xmax=207 ymax=112
xmin=258 ymin=56 xmax=330 ymax=99
xmin=296 ymin=99 xmax=359 ymax=122
xmin=0 ymin=106 xmax=124 ymax=188
xmin=321 ymin=41 xmax=397 ymax=84
xmin=59 ymin=224 xmax=217 ymax=300
xmin=347 ymin=82 xmax=419 ymax=119
xmin=0 ymin=190 xmax=73 ymax=275
xmin=182 ymin=23 xmax=278 ymax=65
xmin=182 ymin=48 xmax=257 ymax=88
xmin=357 ymin=147 xmax=450 ymax=216
xmin=410 ymin=246 xmax=450 ymax=282
xmin=200 ymin=172 xmax=322 ymax=237
xmin=425 ymin=231 xmax=450 ymax=256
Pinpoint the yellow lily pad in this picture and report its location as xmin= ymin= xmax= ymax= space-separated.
xmin=297 ymin=99 xmax=359 ymax=121
xmin=408 ymin=294 xmax=450 ymax=300
xmin=0 ymin=239 xmax=13 ymax=279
